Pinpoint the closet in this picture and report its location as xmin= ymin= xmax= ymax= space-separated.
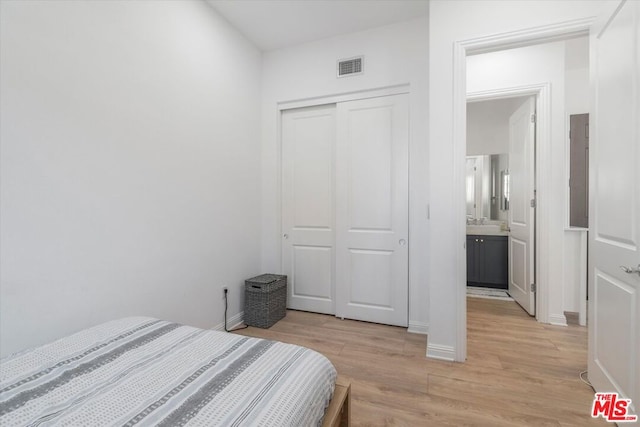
xmin=281 ymin=93 xmax=409 ymax=327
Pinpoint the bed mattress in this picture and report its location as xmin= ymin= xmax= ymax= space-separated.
xmin=0 ymin=317 xmax=336 ymax=426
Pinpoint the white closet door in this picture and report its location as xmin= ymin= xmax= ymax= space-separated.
xmin=335 ymin=94 xmax=409 ymax=327
xmin=281 ymin=104 xmax=336 ymax=314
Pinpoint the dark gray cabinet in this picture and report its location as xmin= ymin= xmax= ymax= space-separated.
xmin=467 ymin=235 xmax=508 ymax=289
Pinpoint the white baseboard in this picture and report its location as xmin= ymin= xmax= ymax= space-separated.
xmin=548 ymin=313 xmax=568 ymax=327
xmin=212 ymin=311 xmax=244 ymax=331
xmin=407 ymin=321 xmax=429 ymax=335
xmin=426 ymin=343 xmax=456 ymax=361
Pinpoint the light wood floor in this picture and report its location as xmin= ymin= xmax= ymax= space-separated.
xmin=234 ymin=298 xmax=605 ymax=426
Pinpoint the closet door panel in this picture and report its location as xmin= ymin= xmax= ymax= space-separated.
xmin=335 ymin=94 xmax=409 ymax=327
xmin=281 ymin=105 xmax=336 ymax=314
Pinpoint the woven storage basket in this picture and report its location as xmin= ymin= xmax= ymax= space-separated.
xmin=244 ymin=274 xmax=287 ymax=328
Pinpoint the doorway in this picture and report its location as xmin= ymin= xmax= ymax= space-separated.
xmin=280 ymin=93 xmax=410 ymax=327
xmin=451 ymin=23 xmax=593 ymax=362
xmin=465 ymin=95 xmax=537 ymax=316
xmin=463 ymin=37 xmax=590 ymax=327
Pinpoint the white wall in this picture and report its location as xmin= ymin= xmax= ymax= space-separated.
xmin=563 ymin=36 xmax=590 ymax=315
xmin=563 ymin=232 xmax=587 ymax=314
xmin=565 ymin=37 xmax=590 ymax=115
xmin=260 ymin=17 xmax=429 ymax=333
xmin=428 ymin=0 xmax=604 ymax=360
xmin=0 ymin=0 xmax=262 ymax=357
xmin=466 ymin=97 xmax=525 ymax=156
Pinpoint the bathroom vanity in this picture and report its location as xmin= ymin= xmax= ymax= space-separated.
xmin=466 ymin=227 xmax=508 ymax=289
xmin=465 ymin=152 xmax=510 ymax=290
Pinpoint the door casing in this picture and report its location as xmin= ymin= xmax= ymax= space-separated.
xmin=467 ymin=85 xmax=549 ymax=321
xmin=277 ymin=85 xmax=411 ymax=325
xmin=451 ymin=19 xmax=595 ymax=362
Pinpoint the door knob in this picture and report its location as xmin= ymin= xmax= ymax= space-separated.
xmin=620 ymin=264 xmax=640 ymax=276
xmin=283 ymin=233 xmax=289 ymax=239
xmin=399 ymin=239 xmax=407 ymax=246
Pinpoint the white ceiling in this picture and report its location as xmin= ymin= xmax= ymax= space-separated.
xmin=207 ymin=0 xmax=428 ymax=51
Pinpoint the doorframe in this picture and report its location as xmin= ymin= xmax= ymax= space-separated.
xmin=277 ymin=84 xmax=410 ymax=111
xmin=452 ymin=18 xmax=595 ymax=362
xmin=467 ymin=84 xmax=549 ymax=322
xmin=276 ymin=84 xmax=411 ymax=321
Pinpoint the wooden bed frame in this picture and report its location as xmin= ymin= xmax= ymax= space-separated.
xmin=321 ymin=376 xmax=351 ymax=427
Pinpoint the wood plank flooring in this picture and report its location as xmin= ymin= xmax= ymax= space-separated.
xmin=234 ymin=297 xmax=605 ymax=426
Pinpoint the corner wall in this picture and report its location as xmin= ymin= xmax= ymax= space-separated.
xmin=0 ymin=0 xmax=262 ymax=356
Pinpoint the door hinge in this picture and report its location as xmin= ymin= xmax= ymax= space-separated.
xmin=531 ymin=283 xmax=537 ymax=292
xmin=530 ymin=198 xmax=536 ymax=208
xmin=531 ymin=114 xmax=536 ymax=123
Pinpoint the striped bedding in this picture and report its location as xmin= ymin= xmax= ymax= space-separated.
xmin=0 ymin=317 xmax=337 ymax=426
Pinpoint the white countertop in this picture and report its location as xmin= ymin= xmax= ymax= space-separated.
xmin=466 ymin=225 xmax=510 ymax=236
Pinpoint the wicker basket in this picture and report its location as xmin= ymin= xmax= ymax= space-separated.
xmin=244 ymin=274 xmax=287 ymax=328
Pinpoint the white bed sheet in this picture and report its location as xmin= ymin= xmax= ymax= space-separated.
xmin=0 ymin=317 xmax=336 ymax=426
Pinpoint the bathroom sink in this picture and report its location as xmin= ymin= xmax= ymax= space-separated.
xmin=466 ymin=224 xmax=508 ymax=236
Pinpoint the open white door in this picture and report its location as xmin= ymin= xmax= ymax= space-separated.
xmin=508 ymin=97 xmax=536 ymax=316
xmin=335 ymin=94 xmax=409 ymax=327
xmin=281 ymin=104 xmax=336 ymax=314
xmin=589 ymin=0 xmax=640 ymax=418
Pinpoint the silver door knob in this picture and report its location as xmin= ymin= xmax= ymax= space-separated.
xmin=399 ymin=239 xmax=407 ymax=246
xmin=620 ymin=265 xmax=640 ymax=276
xmin=283 ymin=234 xmax=289 ymax=239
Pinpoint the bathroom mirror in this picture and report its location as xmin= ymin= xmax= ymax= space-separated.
xmin=466 ymin=154 xmax=509 ymax=221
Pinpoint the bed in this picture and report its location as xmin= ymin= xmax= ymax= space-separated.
xmin=0 ymin=317 xmax=350 ymax=426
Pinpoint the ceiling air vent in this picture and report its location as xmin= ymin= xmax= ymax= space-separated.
xmin=337 ymin=56 xmax=363 ymax=78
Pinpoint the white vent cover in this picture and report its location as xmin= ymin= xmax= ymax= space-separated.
xmin=337 ymin=56 xmax=363 ymax=77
